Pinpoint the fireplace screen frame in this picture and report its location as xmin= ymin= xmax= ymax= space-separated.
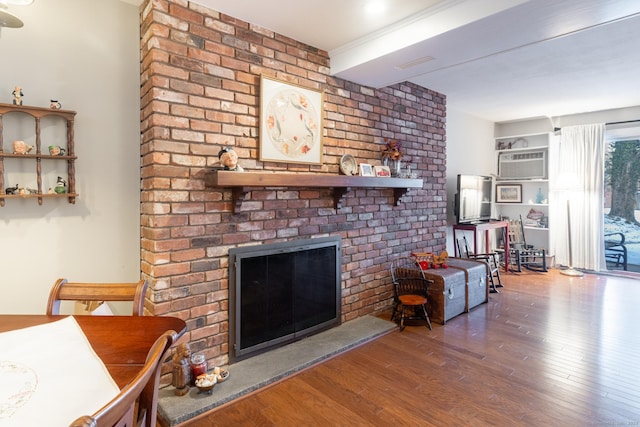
xmin=229 ymin=236 xmax=342 ymax=362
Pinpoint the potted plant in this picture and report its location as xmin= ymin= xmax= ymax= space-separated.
xmin=381 ymin=138 xmax=403 ymax=176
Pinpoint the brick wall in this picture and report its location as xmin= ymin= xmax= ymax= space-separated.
xmin=140 ymin=0 xmax=447 ymax=368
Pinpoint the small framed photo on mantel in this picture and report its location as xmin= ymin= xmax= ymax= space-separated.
xmin=374 ymin=165 xmax=391 ymax=177
xmin=496 ymin=184 xmax=522 ymax=203
xmin=359 ymin=163 xmax=374 ymax=177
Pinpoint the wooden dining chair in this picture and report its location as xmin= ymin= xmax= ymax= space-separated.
xmin=46 ymin=279 xmax=148 ymax=316
xmin=69 ymin=330 xmax=176 ymax=427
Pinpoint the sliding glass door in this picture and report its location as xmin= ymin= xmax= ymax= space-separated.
xmin=604 ymin=131 xmax=640 ymax=272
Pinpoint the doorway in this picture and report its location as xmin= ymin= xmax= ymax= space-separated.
xmin=604 ymin=126 xmax=640 ymax=273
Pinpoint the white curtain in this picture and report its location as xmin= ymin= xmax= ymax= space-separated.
xmin=549 ymin=124 xmax=605 ymax=271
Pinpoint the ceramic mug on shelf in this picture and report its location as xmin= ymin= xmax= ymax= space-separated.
xmin=48 ymin=145 xmax=65 ymax=156
xmin=54 ymin=176 xmax=67 ymax=194
xmin=13 ymin=140 xmax=33 ymax=154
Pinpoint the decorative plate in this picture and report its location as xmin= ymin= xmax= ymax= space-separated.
xmin=339 ymin=154 xmax=357 ymax=176
xmin=265 ymin=89 xmax=319 ymax=159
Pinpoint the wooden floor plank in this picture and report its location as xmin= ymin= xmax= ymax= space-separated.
xmin=181 ymin=269 xmax=640 ymax=426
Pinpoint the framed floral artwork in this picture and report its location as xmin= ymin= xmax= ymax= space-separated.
xmin=260 ymin=75 xmax=324 ymax=165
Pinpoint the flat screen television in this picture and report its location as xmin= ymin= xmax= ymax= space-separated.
xmin=454 ymin=174 xmax=493 ymax=224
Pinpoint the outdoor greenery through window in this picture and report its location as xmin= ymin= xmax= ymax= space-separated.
xmin=604 ymin=138 xmax=640 ymax=271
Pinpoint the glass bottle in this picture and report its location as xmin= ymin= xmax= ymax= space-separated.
xmin=190 ymin=353 xmax=208 ymax=383
xmin=536 ymin=188 xmax=544 ymax=204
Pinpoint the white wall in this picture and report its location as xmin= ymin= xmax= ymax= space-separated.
xmin=445 ymin=108 xmax=495 ymax=254
xmin=0 ymin=0 xmax=140 ymax=314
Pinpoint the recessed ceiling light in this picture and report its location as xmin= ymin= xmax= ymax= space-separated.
xmin=365 ymin=1 xmax=386 ymax=15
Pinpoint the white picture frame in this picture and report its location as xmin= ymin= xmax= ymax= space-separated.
xmin=374 ymin=165 xmax=391 ymax=177
xmin=259 ymin=75 xmax=324 ymax=165
xmin=359 ymin=163 xmax=374 ymax=176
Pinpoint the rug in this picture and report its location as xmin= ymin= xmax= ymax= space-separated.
xmin=157 ymin=315 xmax=396 ymax=426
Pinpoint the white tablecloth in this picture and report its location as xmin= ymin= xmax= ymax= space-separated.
xmin=0 ymin=316 xmax=120 ymax=426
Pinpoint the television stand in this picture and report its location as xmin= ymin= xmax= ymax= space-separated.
xmin=453 ymin=220 xmax=510 ymax=273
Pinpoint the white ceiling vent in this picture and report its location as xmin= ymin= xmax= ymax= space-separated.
xmin=394 ymin=55 xmax=435 ymax=70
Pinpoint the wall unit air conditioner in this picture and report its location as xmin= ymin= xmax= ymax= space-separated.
xmin=498 ymin=149 xmax=547 ymax=180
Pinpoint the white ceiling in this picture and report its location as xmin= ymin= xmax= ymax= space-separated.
xmin=194 ymin=0 xmax=640 ymax=124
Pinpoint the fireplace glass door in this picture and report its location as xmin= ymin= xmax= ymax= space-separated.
xmin=230 ymin=237 xmax=341 ymax=361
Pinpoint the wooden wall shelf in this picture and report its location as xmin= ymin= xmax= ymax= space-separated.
xmin=1 ymin=193 xmax=79 ymax=204
xmin=205 ymin=170 xmax=424 ymax=213
xmin=0 ymin=103 xmax=77 ymax=206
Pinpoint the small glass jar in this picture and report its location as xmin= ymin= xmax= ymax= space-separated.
xmin=190 ymin=353 xmax=207 ymax=383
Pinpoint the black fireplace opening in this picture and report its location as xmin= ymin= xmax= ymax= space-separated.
xmin=229 ymin=237 xmax=342 ymax=362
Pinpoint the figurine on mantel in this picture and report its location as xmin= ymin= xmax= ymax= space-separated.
xmin=12 ymin=86 xmax=23 ymax=105
xmin=218 ymin=147 xmax=244 ymax=172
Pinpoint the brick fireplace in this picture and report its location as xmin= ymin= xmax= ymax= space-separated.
xmin=139 ymin=0 xmax=447 ymax=371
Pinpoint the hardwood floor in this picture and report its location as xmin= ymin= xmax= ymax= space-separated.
xmin=181 ymin=269 xmax=640 ymax=426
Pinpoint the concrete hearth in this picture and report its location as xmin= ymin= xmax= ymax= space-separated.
xmin=157 ymin=315 xmax=396 ymax=426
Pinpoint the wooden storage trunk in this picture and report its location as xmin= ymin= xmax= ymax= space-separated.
xmin=421 ymin=268 xmax=466 ymax=324
xmin=445 ymin=258 xmax=489 ymax=311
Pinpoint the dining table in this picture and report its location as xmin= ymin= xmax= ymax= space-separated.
xmin=1 ymin=314 xmax=186 ymax=387
xmin=0 ymin=314 xmax=187 ymax=425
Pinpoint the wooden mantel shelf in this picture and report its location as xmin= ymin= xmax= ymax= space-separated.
xmin=205 ymin=170 xmax=424 ymax=213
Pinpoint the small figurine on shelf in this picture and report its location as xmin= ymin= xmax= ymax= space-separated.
xmin=48 ymin=145 xmax=65 ymax=156
xmin=54 ymin=177 xmax=67 ymax=194
xmin=172 ymin=343 xmax=192 ymax=396
xmin=5 ymin=184 xmax=18 ymax=195
xmin=218 ymin=146 xmax=244 ymax=172
xmin=50 ymin=99 xmax=61 ymax=109
xmin=13 ymin=140 xmax=33 ymax=155
xmin=12 ymin=86 xmax=23 ymax=105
